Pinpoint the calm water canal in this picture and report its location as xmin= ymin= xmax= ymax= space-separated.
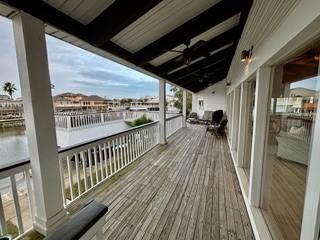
xmin=0 ymin=121 xmax=130 ymax=167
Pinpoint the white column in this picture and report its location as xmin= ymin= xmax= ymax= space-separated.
xmin=248 ymin=67 xmax=273 ymax=207
xmin=236 ymin=82 xmax=249 ymax=167
xmin=159 ymin=80 xmax=166 ymax=144
xmin=230 ymin=87 xmax=240 ymax=151
xmin=191 ymin=93 xmax=197 ymax=113
xmin=13 ymin=12 xmax=67 ymax=235
xmin=182 ymin=90 xmax=187 ymax=127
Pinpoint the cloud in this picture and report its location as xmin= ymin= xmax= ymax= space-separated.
xmin=0 ymin=16 xmax=167 ymax=99
xmin=73 ymin=78 xmax=130 ymax=87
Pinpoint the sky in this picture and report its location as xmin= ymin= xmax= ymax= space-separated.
xmin=0 ymin=16 xmax=171 ymax=99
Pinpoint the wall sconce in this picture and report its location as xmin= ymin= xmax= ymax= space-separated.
xmin=241 ymin=46 xmax=253 ymax=62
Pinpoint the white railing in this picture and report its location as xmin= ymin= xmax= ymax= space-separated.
xmin=166 ymin=114 xmax=183 ymax=137
xmin=0 ymin=160 xmax=33 ymax=238
xmin=58 ymin=121 xmax=159 ymax=206
xmin=54 ymin=111 xmax=178 ymax=130
xmin=0 ymin=114 xmax=183 ymax=238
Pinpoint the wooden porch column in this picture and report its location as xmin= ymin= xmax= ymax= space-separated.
xmin=236 ymin=82 xmax=249 ymax=167
xmin=230 ymin=87 xmax=240 ymax=151
xmin=182 ymin=90 xmax=187 ymax=127
xmin=249 ymin=67 xmax=272 ymax=207
xmin=13 ymin=12 xmax=67 ymax=235
xmin=159 ymin=79 xmax=166 ymax=144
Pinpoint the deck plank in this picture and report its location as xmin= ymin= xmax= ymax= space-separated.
xmin=66 ymin=124 xmax=254 ymax=240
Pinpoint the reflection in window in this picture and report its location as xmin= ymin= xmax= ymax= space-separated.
xmin=262 ymin=46 xmax=320 ymax=240
xmin=243 ymin=80 xmax=256 ymax=179
xmin=198 ymin=99 xmax=204 ymax=110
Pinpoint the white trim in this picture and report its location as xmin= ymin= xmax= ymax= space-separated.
xmin=248 ymin=67 xmax=272 ymax=207
xmin=236 ymin=82 xmax=249 ymax=167
xmin=300 ymin=89 xmax=320 ymax=240
xmin=227 ymin=138 xmax=272 ymax=240
xmin=230 ymin=87 xmax=240 ymax=151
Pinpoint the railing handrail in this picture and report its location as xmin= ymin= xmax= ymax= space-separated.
xmin=166 ymin=113 xmax=183 ymax=121
xmin=0 ymin=116 xmax=182 ymax=173
xmin=59 ymin=121 xmax=159 ymax=155
xmin=0 ymin=158 xmax=30 ymax=174
xmin=0 ymin=121 xmax=159 ymax=173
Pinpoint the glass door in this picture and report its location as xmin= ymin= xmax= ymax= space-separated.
xmin=243 ymin=80 xmax=256 ymax=179
xmin=261 ymin=43 xmax=320 ymax=240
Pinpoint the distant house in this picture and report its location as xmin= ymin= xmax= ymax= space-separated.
xmin=130 ymin=95 xmax=178 ymax=111
xmin=53 ymin=93 xmax=108 ymax=112
xmin=0 ymin=95 xmax=24 ymax=118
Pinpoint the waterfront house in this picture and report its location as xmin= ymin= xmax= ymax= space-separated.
xmin=0 ymin=1 xmax=320 ymax=240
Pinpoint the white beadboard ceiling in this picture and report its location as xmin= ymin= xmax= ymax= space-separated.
xmin=111 ymin=0 xmax=221 ymax=53
xmin=0 ymin=3 xmax=15 ymax=17
xmin=44 ymin=0 xmax=115 ymax=25
xmin=149 ymin=13 xmax=240 ymax=66
xmin=227 ymin=0 xmax=300 ymax=83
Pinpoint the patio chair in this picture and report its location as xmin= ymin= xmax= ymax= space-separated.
xmin=206 ymin=118 xmax=228 ymax=137
xmin=187 ymin=112 xmax=198 ymax=124
xmin=198 ymin=110 xmax=213 ymax=125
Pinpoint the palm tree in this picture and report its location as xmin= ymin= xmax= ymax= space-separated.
xmin=3 ymin=82 xmax=17 ymax=99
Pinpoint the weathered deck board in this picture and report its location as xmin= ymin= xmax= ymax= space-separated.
xmin=69 ymin=124 xmax=254 ymax=240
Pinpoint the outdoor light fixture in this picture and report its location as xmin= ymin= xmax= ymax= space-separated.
xmin=241 ymin=46 xmax=253 ymax=62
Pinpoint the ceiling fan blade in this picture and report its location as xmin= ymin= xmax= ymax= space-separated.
xmin=163 ymin=49 xmax=183 ymax=53
xmin=190 ymin=40 xmax=206 ymax=51
xmin=174 ymin=55 xmax=184 ymax=62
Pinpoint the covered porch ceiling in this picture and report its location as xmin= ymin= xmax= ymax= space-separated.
xmin=0 ymin=0 xmax=252 ymax=93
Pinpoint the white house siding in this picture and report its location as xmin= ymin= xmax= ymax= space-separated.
xmin=227 ymin=0 xmax=300 ymax=89
xmin=191 ymin=79 xmax=226 ymax=117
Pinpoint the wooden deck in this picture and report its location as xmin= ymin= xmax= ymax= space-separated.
xmin=67 ymin=124 xmax=254 ymax=240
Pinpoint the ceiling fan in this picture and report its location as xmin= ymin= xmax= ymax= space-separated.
xmin=192 ymin=70 xmax=216 ymax=83
xmin=164 ymin=39 xmax=209 ymax=65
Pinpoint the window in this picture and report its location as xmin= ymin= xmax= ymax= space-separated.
xmin=198 ymin=99 xmax=204 ymax=110
xmin=261 ymin=43 xmax=320 ymax=240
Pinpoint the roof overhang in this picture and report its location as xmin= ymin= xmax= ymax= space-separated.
xmin=0 ymin=0 xmax=252 ymax=93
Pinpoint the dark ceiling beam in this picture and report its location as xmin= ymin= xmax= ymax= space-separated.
xmin=0 ymin=0 xmax=88 ymax=40
xmin=0 ymin=0 xmax=143 ymax=65
xmin=88 ymin=0 xmax=163 ymax=47
xmin=134 ymin=0 xmax=244 ymax=66
xmin=166 ymin=46 xmax=234 ymax=81
xmin=155 ymin=26 xmax=240 ymax=75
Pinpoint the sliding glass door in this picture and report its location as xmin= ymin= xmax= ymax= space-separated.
xmin=261 ymin=43 xmax=320 ymax=239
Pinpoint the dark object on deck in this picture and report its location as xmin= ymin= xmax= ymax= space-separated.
xmin=211 ymin=109 xmax=224 ymax=125
xmin=187 ymin=112 xmax=198 ymax=124
xmin=206 ymin=118 xmax=228 ymax=137
xmin=45 ymin=200 xmax=108 ymax=240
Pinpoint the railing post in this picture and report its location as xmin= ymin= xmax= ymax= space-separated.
xmin=13 ymin=12 xmax=67 ymax=235
xmin=182 ymin=90 xmax=187 ymax=128
xmin=159 ymin=80 xmax=167 ymax=144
